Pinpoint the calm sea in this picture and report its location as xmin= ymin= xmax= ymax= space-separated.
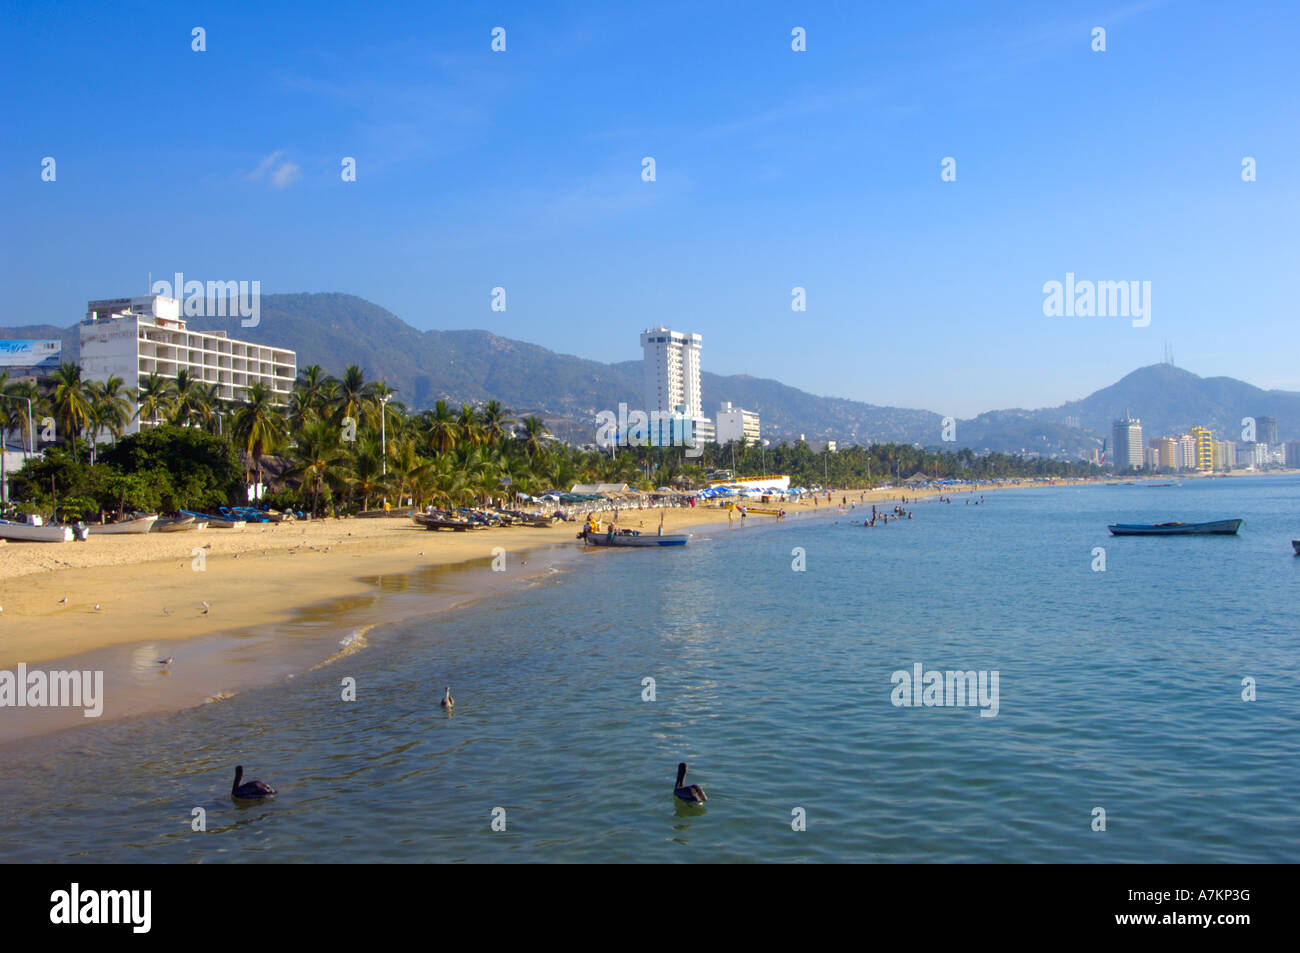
xmin=2 ymin=476 xmax=1297 ymax=862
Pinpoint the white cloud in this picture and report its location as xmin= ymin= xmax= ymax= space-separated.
xmin=245 ymin=150 xmax=299 ymax=188
xmin=270 ymin=161 xmax=301 ymax=188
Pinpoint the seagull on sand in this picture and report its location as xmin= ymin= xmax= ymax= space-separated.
xmin=156 ymin=657 xmax=173 ymax=666
xmin=59 ymin=596 xmax=68 ymax=604
xmin=93 ymin=604 xmax=101 ymax=611
xmin=201 ymin=601 xmax=210 ymax=609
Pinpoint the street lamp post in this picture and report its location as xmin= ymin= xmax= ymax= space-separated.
xmin=379 ymin=395 xmax=391 ymax=476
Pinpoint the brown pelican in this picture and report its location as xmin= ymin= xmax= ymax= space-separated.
xmin=231 ymin=765 xmax=276 ymax=800
xmin=440 ymin=686 xmax=454 ymax=710
xmin=674 ymin=762 xmax=707 ymax=803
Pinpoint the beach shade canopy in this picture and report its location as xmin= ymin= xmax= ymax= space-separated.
xmin=905 ymin=472 xmax=930 ymax=483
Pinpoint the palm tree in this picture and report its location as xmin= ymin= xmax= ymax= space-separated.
xmin=195 ymin=383 xmax=225 ymax=434
xmin=230 ymin=381 xmax=287 ymax=493
xmin=391 ymin=438 xmax=433 ymax=508
xmin=86 ymin=376 xmax=133 ymax=463
xmin=457 ymin=404 xmax=484 ymax=449
xmin=47 ymin=363 xmax=93 ymax=453
xmin=479 ymin=399 xmax=515 ymax=448
xmin=429 ymin=455 xmax=470 ymax=508
xmin=170 ymin=369 xmax=205 ymax=427
xmin=346 ymin=431 xmax=390 ymax=511
xmin=425 ymin=399 xmax=461 ymax=456
xmin=135 ymin=372 xmax=176 ymax=427
xmin=284 ymin=419 xmax=348 ymax=517
xmin=520 ymin=415 xmax=549 ymax=460
xmin=290 ymin=364 xmax=334 ymax=429
xmin=2 ymin=378 xmax=41 ymax=455
xmin=334 ymin=364 xmax=373 ymax=429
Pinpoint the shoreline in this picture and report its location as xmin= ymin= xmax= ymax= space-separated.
xmin=0 ymin=474 xmax=1242 ymax=742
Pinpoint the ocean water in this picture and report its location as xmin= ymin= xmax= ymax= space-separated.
xmin=1 ymin=477 xmax=1297 ymax=863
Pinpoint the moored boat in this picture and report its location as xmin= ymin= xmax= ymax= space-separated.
xmin=1107 ymin=519 xmax=1242 ymax=536
xmin=0 ymin=517 xmax=74 ymax=543
xmin=578 ymin=528 xmax=689 ymax=547
xmin=1292 ymin=540 xmax=1299 ymax=555
xmin=154 ymin=516 xmax=205 ymax=532
xmin=180 ymin=509 xmax=245 ymax=529
xmin=86 ymin=514 xmax=159 ymax=535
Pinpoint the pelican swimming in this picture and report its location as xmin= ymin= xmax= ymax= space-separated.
xmin=674 ymin=762 xmax=707 ymax=803
xmin=231 ymin=765 xmax=276 ymax=800
xmin=440 ymin=686 xmax=454 ymax=710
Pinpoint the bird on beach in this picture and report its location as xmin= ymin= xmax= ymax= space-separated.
xmin=156 ymin=657 xmax=173 ymax=666
xmin=231 ymin=765 xmax=276 ymax=800
xmin=674 ymin=762 xmax=707 ymax=803
xmin=93 ymin=604 xmax=101 ymax=612
xmin=440 ymin=686 xmax=454 ymax=710
xmin=162 ymin=608 xmax=172 ymax=616
xmin=201 ymin=601 xmax=210 ymax=609
xmin=58 ymin=596 xmax=68 ymax=604
xmin=201 ymin=607 xmax=209 ymax=615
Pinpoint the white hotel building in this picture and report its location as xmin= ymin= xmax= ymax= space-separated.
xmin=716 ymin=401 xmax=760 ymax=446
xmin=639 ymin=326 xmax=714 ymax=446
xmin=79 ymin=295 xmax=296 ymax=435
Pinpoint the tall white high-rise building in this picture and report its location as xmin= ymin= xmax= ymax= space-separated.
xmin=1111 ymin=417 xmax=1144 ymax=471
xmin=639 ymin=327 xmax=710 ymax=446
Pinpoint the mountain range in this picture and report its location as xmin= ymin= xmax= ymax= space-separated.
xmin=5 ymin=292 xmax=1298 ymax=455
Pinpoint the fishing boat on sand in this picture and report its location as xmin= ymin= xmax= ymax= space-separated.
xmin=154 ymin=516 xmax=206 ymax=532
xmin=1107 ymin=519 xmax=1242 ymax=536
xmin=86 ymin=514 xmax=159 ymax=535
xmin=578 ymin=527 xmax=689 ymax=547
xmin=0 ymin=517 xmax=74 ymax=542
xmin=180 ymin=509 xmax=245 ymax=529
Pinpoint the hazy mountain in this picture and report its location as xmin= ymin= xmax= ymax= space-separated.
xmin=3 ymin=294 xmax=1296 ymax=453
xmin=960 ymin=364 xmax=1300 ymax=455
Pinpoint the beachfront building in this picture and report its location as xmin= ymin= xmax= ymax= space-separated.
xmin=1285 ymin=441 xmax=1300 ymax=468
xmin=1189 ymin=426 xmax=1214 ymax=472
xmin=640 ymin=327 xmax=709 ymax=448
xmin=1111 ymin=417 xmax=1144 ymax=471
xmin=1256 ymin=415 xmax=1278 ymax=446
xmin=1214 ymin=440 xmax=1236 ymax=470
xmin=80 ymin=295 xmax=296 ymax=436
xmin=1143 ymin=445 xmax=1160 ymax=469
xmin=1154 ymin=436 xmax=1178 ymax=470
xmin=716 ymin=401 xmax=761 ymax=446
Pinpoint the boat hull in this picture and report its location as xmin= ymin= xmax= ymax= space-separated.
xmin=87 ymin=515 xmax=159 ymax=535
xmin=0 ymin=520 xmax=73 ymax=542
xmin=155 ymin=517 xmax=205 ymax=532
xmin=1108 ymin=519 xmax=1242 ymax=536
xmin=1293 ymin=540 xmax=1300 ymax=555
xmin=580 ymin=530 xmax=689 ymax=547
xmin=180 ymin=510 xmax=245 ymax=529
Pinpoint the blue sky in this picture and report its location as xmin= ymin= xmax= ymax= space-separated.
xmin=3 ymin=0 xmax=1297 ymax=417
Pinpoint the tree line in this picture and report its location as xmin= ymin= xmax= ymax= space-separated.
xmin=1 ymin=362 xmax=1099 ymax=521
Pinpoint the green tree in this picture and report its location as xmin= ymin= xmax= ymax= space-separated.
xmin=230 ymin=381 xmax=287 ymax=493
